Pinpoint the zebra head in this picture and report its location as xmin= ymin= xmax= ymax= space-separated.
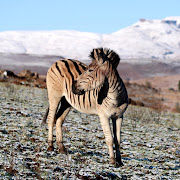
xmin=72 ymin=48 xmax=119 ymax=95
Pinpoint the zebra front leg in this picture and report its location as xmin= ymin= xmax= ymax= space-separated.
xmin=56 ymin=115 xmax=67 ymax=154
xmin=99 ymin=114 xmax=115 ymax=164
xmin=112 ymin=116 xmax=123 ymax=166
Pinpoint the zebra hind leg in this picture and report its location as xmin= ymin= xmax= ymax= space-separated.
xmin=47 ymin=95 xmax=61 ymax=152
xmin=112 ymin=116 xmax=124 ymax=167
xmin=55 ymin=97 xmax=70 ymax=154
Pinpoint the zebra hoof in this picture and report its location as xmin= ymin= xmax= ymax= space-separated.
xmin=110 ymin=157 xmax=116 ymax=165
xmin=47 ymin=146 xmax=54 ymax=151
xmin=57 ymin=143 xmax=67 ymax=154
xmin=115 ymin=161 xmax=124 ymax=168
xmin=58 ymin=147 xmax=67 ymax=154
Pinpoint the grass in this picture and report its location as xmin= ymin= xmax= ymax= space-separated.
xmin=0 ymin=82 xmax=179 ymax=179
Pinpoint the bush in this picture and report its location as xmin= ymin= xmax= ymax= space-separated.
xmin=169 ymin=88 xmax=175 ymax=92
xmin=175 ymin=103 xmax=180 ymax=113
xmin=178 ymin=80 xmax=180 ymax=92
xmin=145 ymin=81 xmax=152 ymax=88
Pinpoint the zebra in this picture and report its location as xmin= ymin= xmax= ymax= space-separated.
xmin=44 ymin=48 xmax=128 ymax=166
xmin=72 ymin=48 xmax=129 ymax=165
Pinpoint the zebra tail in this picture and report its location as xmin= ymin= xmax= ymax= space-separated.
xmin=42 ymin=107 xmax=49 ymax=125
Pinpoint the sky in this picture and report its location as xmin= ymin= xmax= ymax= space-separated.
xmin=0 ymin=0 xmax=180 ymax=34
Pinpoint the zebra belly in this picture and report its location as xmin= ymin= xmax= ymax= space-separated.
xmin=73 ymin=106 xmax=97 ymax=115
xmin=64 ymin=92 xmax=98 ymax=115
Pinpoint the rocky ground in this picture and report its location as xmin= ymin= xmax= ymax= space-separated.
xmin=0 ymin=82 xmax=179 ymax=179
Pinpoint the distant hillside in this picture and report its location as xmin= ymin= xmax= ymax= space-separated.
xmin=0 ymin=17 xmax=180 ymax=64
xmin=0 ymin=54 xmax=180 ymax=80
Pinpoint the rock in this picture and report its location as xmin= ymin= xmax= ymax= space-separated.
xmin=33 ymin=72 xmax=39 ymax=79
xmin=18 ymin=70 xmax=39 ymax=79
xmin=18 ymin=70 xmax=34 ymax=78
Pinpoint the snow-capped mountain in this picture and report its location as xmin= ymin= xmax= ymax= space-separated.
xmin=0 ymin=17 xmax=180 ymax=64
xmin=108 ymin=16 xmax=180 ymax=62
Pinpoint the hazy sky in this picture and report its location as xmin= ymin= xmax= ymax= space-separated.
xmin=0 ymin=0 xmax=179 ymax=33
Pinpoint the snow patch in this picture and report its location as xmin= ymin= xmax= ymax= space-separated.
xmin=0 ymin=17 xmax=180 ymax=64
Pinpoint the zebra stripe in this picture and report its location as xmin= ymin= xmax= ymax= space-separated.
xmin=61 ymin=60 xmax=75 ymax=82
xmin=71 ymin=60 xmax=82 ymax=75
xmin=55 ymin=62 xmax=64 ymax=77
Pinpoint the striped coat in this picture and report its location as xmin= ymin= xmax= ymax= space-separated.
xmin=44 ymin=48 xmax=128 ymax=166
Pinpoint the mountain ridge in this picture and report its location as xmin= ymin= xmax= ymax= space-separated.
xmin=0 ymin=16 xmax=180 ymax=64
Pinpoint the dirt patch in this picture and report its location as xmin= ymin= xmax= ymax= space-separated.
xmin=130 ymin=75 xmax=180 ymax=91
xmin=129 ymin=75 xmax=180 ymax=112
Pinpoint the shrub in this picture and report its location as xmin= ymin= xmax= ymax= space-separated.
xmin=175 ymin=102 xmax=180 ymax=113
xmin=169 ymin=88 xmax=175 ymax=92
xmin=145 ymin=81 xmax=152 ymax=88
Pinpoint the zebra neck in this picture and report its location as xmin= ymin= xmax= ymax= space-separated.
xmin=107 ymin=69 xmax=127 ymax=106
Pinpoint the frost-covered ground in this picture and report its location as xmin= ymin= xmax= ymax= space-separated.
xmin=0 ymin=82 xmax=179 ymax=179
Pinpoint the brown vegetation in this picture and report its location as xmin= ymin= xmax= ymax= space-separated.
xmin=0 ymin=69 xmax=46 ymax=88
xmin=129 ymin=75 xmax=180 ymax=113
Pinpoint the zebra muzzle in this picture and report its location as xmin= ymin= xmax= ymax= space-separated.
xmin=72 ymin=80 xmax=85 ymax=95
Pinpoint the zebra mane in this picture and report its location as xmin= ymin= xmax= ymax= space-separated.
xmin=89 ymin=48 xmax=120 ymax=68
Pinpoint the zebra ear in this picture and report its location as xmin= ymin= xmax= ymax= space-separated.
xmin=94 ymin=48 xmax=107 ymax=65
xmin=99 ymin=61 xmax=109 ymax=77
xmin=93 ymin=49 xmax=98 ymax=61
